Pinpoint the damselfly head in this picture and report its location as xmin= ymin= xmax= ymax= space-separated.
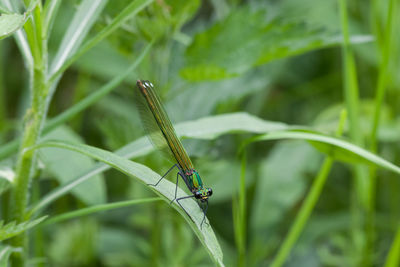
xmin=195 ymin=187 xmax=213 ymax=202
xmin=138 ymin=80 xmax=153 ymax=88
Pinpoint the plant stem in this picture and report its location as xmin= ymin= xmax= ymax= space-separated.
xmin=337 ymin=0 xmax=368 ymax=264
xmin=237 ymin=150 xmax=247 ymax=267
xmin=370 ymin=0 xmax=396 ymax=153
xmin=151 ymin=202 xmax=161 ymax=267
xmin=11 ymin=3 xmax=48 ymax=266
xmin=384 ymin=224 xmax=400 ymax=267
xmin=0 ymin=41 xmax=6 ymax=132
xmin=368 ymin=0 xmax=397 ymax=262
xmin=338 ymin=0 xmax=363 ymax=146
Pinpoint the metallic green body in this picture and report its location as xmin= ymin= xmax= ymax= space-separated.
xmin=136 ymin=80 xmax=212 ymax=203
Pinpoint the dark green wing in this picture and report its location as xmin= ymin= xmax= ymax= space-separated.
xmin=135 ymin=80 xmax=194 ymax=172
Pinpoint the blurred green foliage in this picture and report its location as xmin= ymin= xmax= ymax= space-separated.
xmin=0 ymin=0 xmax=399 ymax=266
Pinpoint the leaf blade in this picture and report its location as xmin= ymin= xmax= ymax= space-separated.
xmin=0 ymin=13 xmax=26 ymax=40
xmin=0 ymin=216 xmax=47 ymax=242
xmin=245 ymin=130 xmax=400 ymax=175
xmin=32 ymin=140 xmax=225 ymax=266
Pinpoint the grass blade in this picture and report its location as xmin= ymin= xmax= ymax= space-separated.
xmin=49 ymin=0 xmax=108 ymax=77
xmin=48 ymin=0 xmax=153 ymax=84
xmin=245 ymin=131 xmax=400 ymax=176
xmin=31 ymin=140 xmax=225 ymax=266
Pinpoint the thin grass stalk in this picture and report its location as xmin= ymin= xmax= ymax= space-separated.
xmin=337 ymin=0 xmax=368 ymax=263
xmin=370 ymin=0 xmax=383 ymax=50
xmin=0 ymin=42 xmax=6 ymax=131
xmin=238 ymin=150 xmax=247 ymax=267
xmin=370 ymin=0 xmax=396 ymax=153
xmin=338 ymin=0 xmax=363 ymax=146
xmin=271 ymin=110 xmax=347 ymax=267
xmin=233 ymin=149 xmax=247 ymax=267
xmin=43 ymin=0 xmax=62 ymax=38
xmin=151 ymin=202 xmax=162 ymax=267
xmin=384 ymin=224 xmax=400 ymax=267
xmin=370 ymin=0 xmax=398 ymax=263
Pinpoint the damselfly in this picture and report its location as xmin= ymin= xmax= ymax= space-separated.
xmin=136 ymin=80 xmax=212 ymax=227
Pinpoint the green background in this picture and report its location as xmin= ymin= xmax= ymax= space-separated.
xmin=0 ymin=0 xmax=399 ymax=266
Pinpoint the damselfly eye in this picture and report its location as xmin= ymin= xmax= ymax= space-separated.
xmin=195 ymin=191 xmax=202 ymax=199
xmin=207 ymin=188 xmax=213 ymax=196
xmin=144 ymin=81 xmax=153 ymax=87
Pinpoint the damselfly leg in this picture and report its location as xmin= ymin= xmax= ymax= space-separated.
xmin=147 ymin=164 xmax=180 ymax=187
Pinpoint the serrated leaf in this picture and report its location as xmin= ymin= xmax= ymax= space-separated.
xmin=32 ymin=140 xmax=224 ymax=266
xmin=0 ymin=216 xmax=47 ymax=242
xmin=136 ymin=0 xmax=199 ymax=42
xmin=165 ymin=0 xmax=200 ymax=27
xmin=0 ymin=13 xmax=26 ymax=40
xmin=181 ymin=7 xmax=372 ymax=81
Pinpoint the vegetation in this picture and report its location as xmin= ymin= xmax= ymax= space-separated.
xmin=0 ymin=0 xmax=399 ymax=266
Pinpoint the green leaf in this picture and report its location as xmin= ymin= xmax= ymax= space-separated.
xmin=48 ymin=0 xmax=154 ymax=84
xmin=0 ymin=13 xmax=26 ymax=40
xmin=0 ymin=245 xmax=21 ymax=267
xmin=0 ymin=216 xmax=47 ymax=242
xmin=135 ymin=0 xmax=200 ymax=43
xmin=181 ymin=6 xmax=373 ymax=81
xmin=30 ymin=112 xmax=292 ymax=215
xmin=49 ymin=0 xmax=108 ymax=76
xmin=0 ymin=3 xmax=12 ymax=14
xmin=168 ymin=63 xmax=277 ymax=121
xmin=180 ymin=64 xmax=239 ymax=81
xmin=308 ymin=140 xmax=369 ymax=165
xmin=39 ymin=125 xmax=106 ymax=205
xmin=1 ymin=0 xmax=39 ymax=68
xmin=32 ymin=140 xmax=224 ymax=266
xmin=245 ymin=130 xmax=400 ymax=175
xmin=166 ymin=0 xmax=200 ymax=28
xmin=176 ymin=112 xmax=290 ymax=139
